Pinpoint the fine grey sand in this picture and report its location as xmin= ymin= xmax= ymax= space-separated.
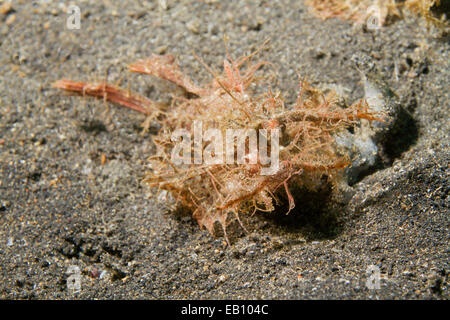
xmin=0 ymin=0 xmax=448 ymax=299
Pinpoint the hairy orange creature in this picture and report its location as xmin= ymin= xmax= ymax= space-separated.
xmin=53 ymin=47 xmax=381 ymax=244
